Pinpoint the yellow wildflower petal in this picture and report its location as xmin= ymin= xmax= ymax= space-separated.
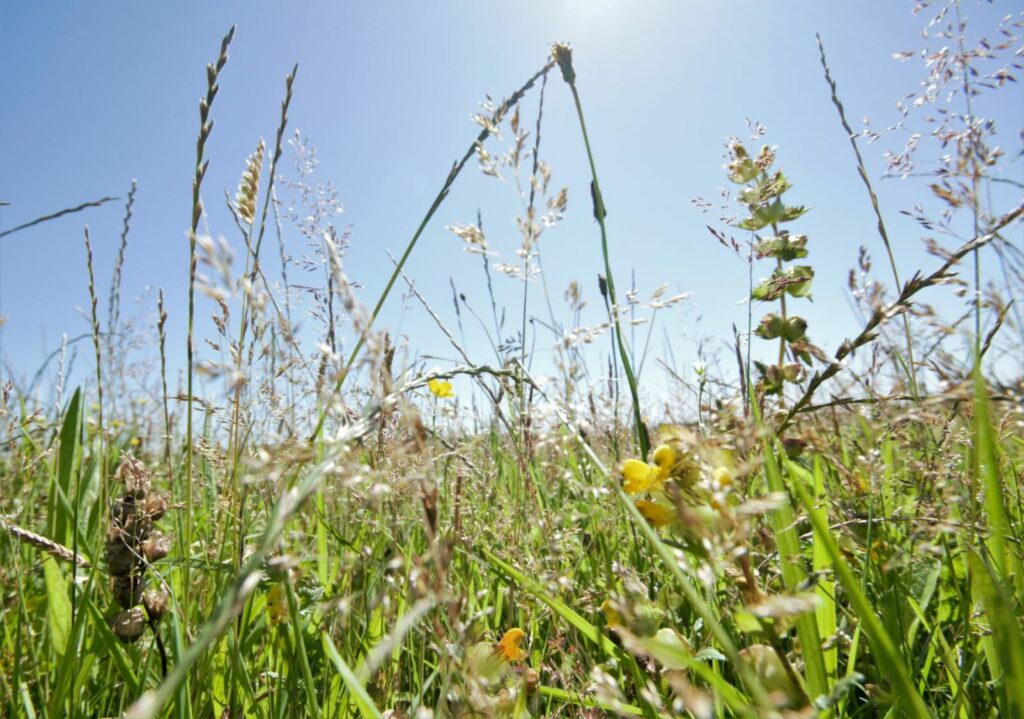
xmin=427 ymin=378 xmax=454 ymax=398
xmin=496 ymin=628 xmax=526 ymax=662
xmin=636 ymin=500 xmax=676 ymax=528
xmin=600 ymin=598 xmax=621 ymax=628
xmin=266 ymin=582 xmax=287 ymax=625
xmin=712 ymin=466 xmax=733 ymax=488
xmin=623 ymin=459 xmax=657 ymax=494
xmin=652 ymin=444 xmax=676 ymax=477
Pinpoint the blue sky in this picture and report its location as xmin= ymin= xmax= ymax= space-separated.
xmin=1 ymin=1 xmax=1021 ymax=405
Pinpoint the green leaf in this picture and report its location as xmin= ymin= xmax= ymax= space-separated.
xmin=43 ymin=557 xmax=72 ymax=659
xmin=323 ymin=632 xmax=383 ymax=719
xmin=780 ymin=204 xmax=810 ymax=222
xmin=784 ymin=266 xmax=814 ymax=298
xmin=788 ymin=460 xmax=931 ymax=719
xmin=755 ymin=233 xmax=808 ymax=261
xmin=53 ymin=388 xmax=82 ymax=545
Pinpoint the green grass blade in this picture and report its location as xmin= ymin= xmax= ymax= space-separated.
xmin=322 ymin=632 xmax=383 ymax=719
xmin=765 ymin=447 xmax=828 ymax=701
xmin=788 ymin=466 xmax=932 ymax=718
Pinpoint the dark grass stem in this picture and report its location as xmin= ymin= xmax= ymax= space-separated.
xmin=157 ymin=290 xmax=172 ymax=477
xmin=186 ymin=24 xmax=235 ymax=624
xmin=553 ymin=45 xmax=650 ymax=459
xmin=83 ymin=227 xmax=105 ymax=505
xmin=308 ymin=60 xmax=556 ymax=444
xmin=0 ymin=195 xmax=118 ymax=239
xmin=108 ymin=180 xmax=137 ymax=335
xmin=779 ymin=204 xmax=1022 ymax=431
xmin=817 ymin=34 xmax=920 ymax=400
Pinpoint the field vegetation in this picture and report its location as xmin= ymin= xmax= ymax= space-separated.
xmin=1 ymin=3 xmax=1023 ymax=718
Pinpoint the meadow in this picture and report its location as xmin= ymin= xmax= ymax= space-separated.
xmin=1 ymin=5 xmax=1023 ymax=718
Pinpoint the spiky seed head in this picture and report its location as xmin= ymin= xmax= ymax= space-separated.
xmin=235 ymin=139 xmax=265 ymax=225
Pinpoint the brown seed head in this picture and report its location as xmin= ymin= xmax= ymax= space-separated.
xmin=142 ymin=588 xmax=170 ymax=622
xmin=551 ymin=43 xmax=575 ymax=85
xmin=110 ymin=607 xmax=147 ymax=643
xmin=141 ymin=532 xmax=171 ymax=563
xmin=141 ymin=492 xmax=170 ymax=521
xmin=113 ymin=573 xmax=146 ymax=608
xmin=114 ymin=454 xmax=151 ymax=498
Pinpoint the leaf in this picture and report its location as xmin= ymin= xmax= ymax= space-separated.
xmin=54 ymin=388 xmax=82 ymax=545
xmin=783 ymin=266 xmax=814 ymax=298
xmin=43 ymin=557 xmax=72 ymax=659
xmin=780 ymin=204 xmax=810 ymax=222
xmin=755 ymin=233 xmax=808 ymax=261
xmin=323 ymin=633 xmax=383 ymax=719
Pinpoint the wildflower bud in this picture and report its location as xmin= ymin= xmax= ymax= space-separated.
xmin=141 ymin=532 xmax=171 ymax=563
xmin=113 ymin=573 xmax=146 ymax=608
xmin=110 ymin=607 xmax=147 ymax=643
xmin=524 ymin=668 xmax=540 ymax=694
xmin=142 ymin=588 xmax=170 ymax=623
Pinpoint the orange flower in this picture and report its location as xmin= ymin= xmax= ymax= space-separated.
xmin=495 ymin=628 xmax=527 ymax=662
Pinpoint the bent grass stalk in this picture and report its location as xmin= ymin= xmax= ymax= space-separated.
xmin=817 ymin=34 xmax=920 ymax=400
xmin=552 ymin=44 xmax=650 ymax=459
xmin=308 ymin=60 xmax=555 ymax=444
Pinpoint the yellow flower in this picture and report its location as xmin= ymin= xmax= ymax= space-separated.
xmin=622 ymin=444 xmax=676 ymax=494
xmin=266 ymin=582 xmax=287 ymax=625
xmin=635 ymin=500 xmax=676 ymax=528
xmin=495 ymin=628 xmax=526 ymax=662
xmin=427 ymin=378 xmax=454 ymax=398
xmin=600 ymin=599 xmax=621 ymax=628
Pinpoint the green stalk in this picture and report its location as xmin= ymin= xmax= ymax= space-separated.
xmin=553 ymin=45 xmax=649 ymax=459
xmin=308 ymin=61 xmax=555 ymax=443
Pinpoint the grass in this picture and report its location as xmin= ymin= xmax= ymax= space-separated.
xmin=2 ymin=6 xmax=1023 ymax=719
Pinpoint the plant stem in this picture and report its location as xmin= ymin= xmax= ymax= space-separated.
xmin=562 ymin=71 xmax=649 ymax=459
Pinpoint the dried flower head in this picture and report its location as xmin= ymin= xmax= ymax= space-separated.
xmin=142 ymin=588 xmax=170 ymax=623
xmin=551 ymin=43 xmax=575 ymax=85
xmin=110 ymin=607 xmax=147 ymax=643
